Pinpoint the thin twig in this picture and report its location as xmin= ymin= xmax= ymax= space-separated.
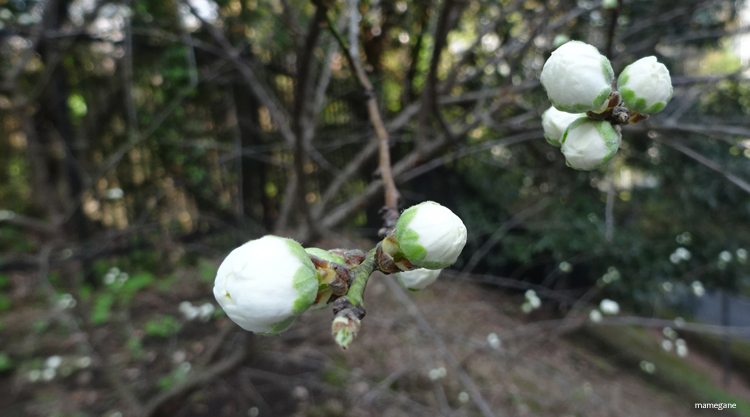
xmin=324 ymin=4 xmax=400 ymax=215
xmin=382 ymin=276 xmax=498 ymax=417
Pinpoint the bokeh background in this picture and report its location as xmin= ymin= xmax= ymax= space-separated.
xmin=1 ymin=0 xmax=750 ymax=416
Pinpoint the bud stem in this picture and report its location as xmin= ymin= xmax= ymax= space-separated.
xmin=331 ymin=248 xmax=378 ymax=349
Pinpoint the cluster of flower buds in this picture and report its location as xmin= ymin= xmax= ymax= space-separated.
xmin=540 ymin=41 xmax=673 ymax=170
xmin=213 ymin=201 xmax=467 ymax=338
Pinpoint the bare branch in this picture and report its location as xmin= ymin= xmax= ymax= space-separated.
xmin=382 ymin=276 xmax=498 ymax=417
xmin=653 ymin=135 xmax=750 ymax=195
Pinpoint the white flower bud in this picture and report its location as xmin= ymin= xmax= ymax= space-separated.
xmin=213 ymin=235 xmax=318 ymax=334
xmin=542 ymin=107 xmax=585 ymax=146
xmin=394 ymin=201 xmax=467 ymax=270
xmin=561 ymin=118 xmax=620 ymax=170
xmin=617 ymin=56 xmax=672 ymax=114
xmin=395 ymin=268 xmax=442 ymax=290
xmin=599 ymin=299 xmax=619 ymax=315
xmin=540 ymin=41 xmax=615 ymax=113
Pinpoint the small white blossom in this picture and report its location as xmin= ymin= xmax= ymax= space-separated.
xmin=558 ymin=261 xmax=573 ymax=273
xmin=691 ymin=280 xmax=705 ymax=297
xmin=28 ymin=369 xmax=42 ymax=382
xmin=561 ymin=119 xmax=620 ymax=170
xmin=601 ymin=267 xmax=620 ymax=284
xmin=487 ymin=333 xmax=501 ymax=350
xmin=618 ymin=56 xmax=672 ymax=114
xmin=599 ymin=299 xmax=619 ymax=315
xmin=395 ymin=268 xmax=442 ymax=290
xmin=172 ymin=350 xmax=186 ymax=364
xmin=662 ymin=327 xmax=677 ymax=340
xmin=179 ymin=301 xmax=199 ymax=321
xmin=213 ymin=236 xmax=319 ymax=334
xmin=527 ymin=294 xmax=541 ymax=309
xmin=76 ymin=356 xmax=92 ymax=368
xmin=248 ymin=407 xmax=260 ymax=417
xmin=719 ymin=251 xmax=733 ymax=263
xmin=392 ymin=202 xmax=467 ymax=270
xmin=198 ymin=303 xmax=215 ymax=321
xmin=458 ymin=392 xmax=470 ymax=403
xmin=661 ymin=339 xmax=673 ymax=352
xmin=669 ymin=253 xmax=681 ymax=264
xmin=602 ymin=0 xmax=617 ymax=9
xmin=589 ymin=309 xmax=603 ymax=323
xmin=674 ymin=317 xmax=686 ymax=328
xmin=106 ymin=188 xmax=124 ymax=199
xmin=428 ymin=367 xmax=447 ymax=381
xmin=552 ymin=34 xmax=570 ymax=48
xmin=56 ymin=293 xmax=77 ymax=309
xmin=540 ymin=41 xmax=614 ymax=113
xmin=41 ymin=368 xmax=56 ymax=381
xmin=521 ymin=302 xmax=534 ymax=314
xmin=676 ymin=344 xmax=689 ymax=357
xmin=675 ymin=247 xmax=691 ymax=261
xmin=541 ymin=107 xmax=584 ymax=146
xmin=660 ymin=282 xmax=673 ymax=292
xmin=45 ymin=356 xmax=62 ymax=369
xmin=737 ymin=248 xmax=748 ymax=263
xmin=639 ymin=361 xmax=656 ymax=374
xmin=675 ymin=339 xmax=688 ymax=357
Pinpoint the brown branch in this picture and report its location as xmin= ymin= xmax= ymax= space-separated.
xmin=414 ymin=0 xmax=466 ymax=146
xmin=35 ymin=244 xmax=145 ymax=415
xmin=653 ymin=135 xmax=750 ymax=195
xmin=289 ymin=2 xmax=330 ymax=238
xmin=324 ymin=4 xmax=400 ymax=222
xmin=143 ymin=341 xmax=248 ymax=416
xmin=382 ymin=276 xmax=498 ymax=417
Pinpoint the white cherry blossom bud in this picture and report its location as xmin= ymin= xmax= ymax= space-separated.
xmin=599 ymin=299 xmax=619 ymax=315
xmin=540 ymin=41 xmax=615 ymax=113
xmin=395 ymin=268 xmax=442 ymax=290
xmin=394 ymin=201 xmax=467 ymax=270
xmin=561 ymin=118 xmax=620 ymax=170
xmin=213 ymin=236 xmax=318 ymax=334
xmin=542 ymin=107 xmax=585 ymax=146
xmin=617 ymin=56 xmax=672 ymax=114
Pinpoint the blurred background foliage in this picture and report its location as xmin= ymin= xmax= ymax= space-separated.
xmin=1 ymin=0 xmax=750 ymax=415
